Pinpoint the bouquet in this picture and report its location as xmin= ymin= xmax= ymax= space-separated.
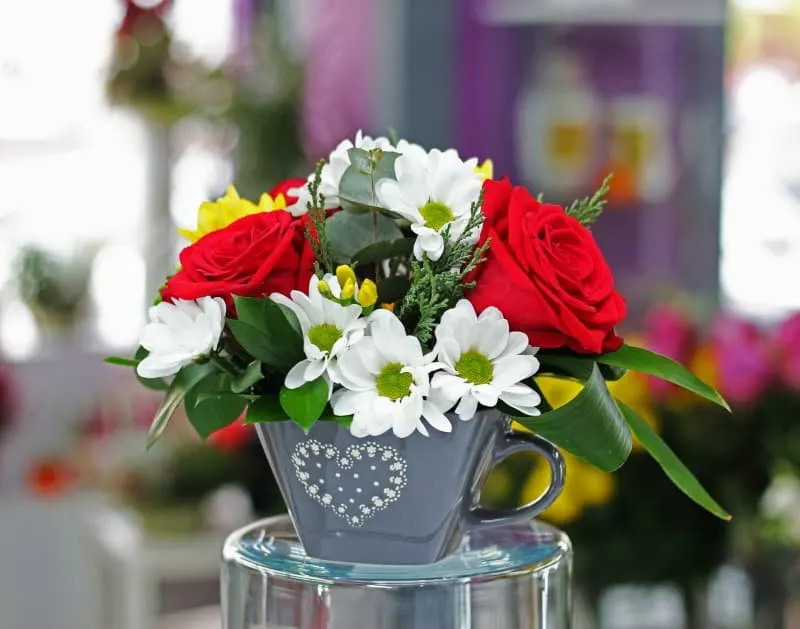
xmin=108 ymin=132 xmax=731 ymax=564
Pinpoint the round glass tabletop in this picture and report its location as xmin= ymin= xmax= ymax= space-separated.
xmin=223 ymin=515 xmax=571 ymax=586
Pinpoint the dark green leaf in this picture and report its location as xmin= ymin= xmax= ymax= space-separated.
xmin=185 ymin=392 xmax=247 ymax=439
xmin=261 ymin=298 xmax=304 ymax=361
xmin=231 ymin=360 xmax=264 ymax=394
xmin=325 ymin=211 xmax=403 ymax=263
xmin=512 ymin=363 xmax=632 ymax=472
xmin=352 ymin=238 xmax=413 ymax=265
xmin=618 ymin=401 xmax=731 ymax=520
xmin=377 ymin=276 xmax=411 ymax=303
xmin=538 ymin=353 xmax=594 ymax=380
xmin=244 ymin=396 xmax=286 ymax=424
xmin=134 ymin=346 xmax=169 ymax=391
xmin=600 ymin=364 xmax=628 ymax=382
xmin=227 ymin=300 xmax=303 ymax=371
xmin=599 ymin=344 xmax=730 ymax=411
xmin=147 ymin=362 xmax=218 ymax=449
xmin=227 ymin=319 xmax=275 ymax=363
xmin=104 ymin=356 xmax=139 ymax=367
xmin=233 ymin=296 xmax=268 ymax=329
xmin=324 ymin=414 xmax=353 ymax=429
xmin=279 ymin=377 xmax=329 ymax=432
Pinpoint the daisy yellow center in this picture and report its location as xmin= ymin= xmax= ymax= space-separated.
xmin=307 ymin=324 xmax=342 ymax=354
xmin=375 ymin=362 xmax=413 ymax=401
xmin=455 ymin=350 xmax=494 ymax=385
xmin=419 ymin=200 xmax=455 ymax=231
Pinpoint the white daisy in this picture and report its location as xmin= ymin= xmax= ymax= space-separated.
xmin=375 ymin=148 xmax=483 ymax=261
xmin=287 ymin=130 xmax=393 ymax=216
xmin=331 ymin=309 xmax=451 ymax=438
xmin=137 ymin=297 xmax=226 ymax=378
xmin=271 ymin=276 xmax=366 ymax=390
xmin=431 ymin=300 xmax=542 ymax=421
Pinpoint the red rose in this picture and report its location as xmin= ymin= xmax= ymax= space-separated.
xmin=162 ymin=211 xmax=315 ymax=308
xmin=270 ymin=178 xmax=306 ymax=206
xmin=467 ymin=178 xmax=626 ymax=354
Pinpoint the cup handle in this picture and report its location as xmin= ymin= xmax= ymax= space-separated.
xmin=466 ymin=429 xmax=566 ymax=528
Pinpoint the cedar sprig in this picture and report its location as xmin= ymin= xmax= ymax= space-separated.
xmin=304 ymin=159 xmax=334 ymax=275
xmin=565 ymin=173 xmax=613 ymax=226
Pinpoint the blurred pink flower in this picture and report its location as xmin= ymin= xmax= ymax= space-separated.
xmin=643 ymin=305 xmax=696 ymax=398
xmin=773 ymin=312 xmax=800 ymax=389
xmin=711 ymin=314 xmax=773 ymax=406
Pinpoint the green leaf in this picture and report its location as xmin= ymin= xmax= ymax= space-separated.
xmin=347 ymin=147 xmax=374 ymax=173
xmin=147 ymin=362 xmax=218 ymax=449
xmin=512 ymin=363 xmax=632 ymax=472
xmin=185 ymin=391 xmax=247 ymax=439
xmin=279 ymin=377 xmax=329 ymax=432
xmin=134 ymin=347 xmax=169 ymax=391
xmin=234 ymin=296 xmax=268 ymax=328
xmin=104 ymin=356 xmax=139 ymax=367
xmin=227 ymin=298 xmax=303 ymax=371
xmin=617 ymin=401 xmax=731 ymax=521
xmin=337 ymin=151 xmax=400 ymax=211
xmin=372 ymin=151 xmax=400 ymax=180
xmin=231 ymin=361 xmax=264 ymax=394
xmin=599 ymin=344 xmax=730 ymax=411
xmin=325 ymin=211 xmax=403 ymax=263
xmin=538 ymin=353 xmax=594 ymax=380
xmin=352 ymin=238 xmax=413 ymax=265
xmin=377 ymin=276 xmax=411 ymax=303
xmin=244 ymin=396 xmax=286 ymax=424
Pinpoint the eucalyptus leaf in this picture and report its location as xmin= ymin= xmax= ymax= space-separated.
xmin=352 ymin=238 xmax=413 ymax=265
xmin=325 ymin=211 xmax=403 ymax=263
xmin=599 ymin=344 xmax=730 ymax=411
xmin=347 ymin=147 xmax=374 ymax=174
xmin=618 ymin=401 xmax=731 ymax=520
xmin=244 ymin=396 xmax=286 ymax=424
xmin=231 ymin=360 xmax=264 ymax=394
xmin=147 ymin=361 xmax=218 ymax=448
xmin=279 ymin=377 xmax=329 ymax=432
xmin=512 ymin=363 xmax=632 ymax=472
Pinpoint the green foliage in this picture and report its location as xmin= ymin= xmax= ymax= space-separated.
xmin=184 ymin=374 xmax=248 ymax=439
xmin=399 ymin=193 xmax=489 ymax=344
xmin=227 ymin=296 xmax=304 ymax=371
xmin=245 ymin=396 xmax=286 ymax=424
xmin=147 ymin=362 xmax=219 ymax=449
xmin=565 ymin=174 xmax=613 ymax=226
xmin=305 ymin=160 xmax=334 ymax=275
xmin=279 ymin=377 xmax=329 ymax=432
xmin=231 ymin=360 xmax=264 ymax=394
xmin=326 ymin=212 xmax=404 ymax=264
xmin=337 ymin=148 xmax=401 ymax=212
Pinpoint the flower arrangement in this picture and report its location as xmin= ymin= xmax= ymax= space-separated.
xmin=109 ymin=132 xmax=732 ymax=561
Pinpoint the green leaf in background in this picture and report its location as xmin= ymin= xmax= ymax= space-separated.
xmin=147 ymin=361 xmax=218 ymax=449
xmin=377 ymin=276 xmax=412 ymax=304
xmin=104 ymin=356 xmax=140 ymax=367
xmin=228 ymin=297 xmax=304 ymax=370
xmin=512 ymin=363 xmax=632 ymax=472
xmin=599 ymin=344 xmax=730 ymax=411
xmin=617 ymin=401 xmax=732 ymax=521
xmin=279 ymin=377 xmax=329 ymax=432
xmin=244 ymin=395 xmax=286 ymax=424
xmin=134 ymin=346 xmax=169 ymax=391
xmin=325 ymin=212 xmax=403 ymax=263
xmin=185 ymin=392 xmax=247 ymax=439
xmin=231 ymin=360 xmax=264 ymax=394
xmin=352 ymin=238 xmax=413 ymax=265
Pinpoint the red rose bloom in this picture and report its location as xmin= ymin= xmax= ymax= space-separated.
xmin=162 ymin=211 xmax=315 ymax=308
xmin=270 ymin=178 xmax=307 ymax=206
xmin=467 ymin=178 xmax=626 ymax=354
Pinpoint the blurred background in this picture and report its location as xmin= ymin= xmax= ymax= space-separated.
xmin=1 ymin=0 xmax=800 ymax=627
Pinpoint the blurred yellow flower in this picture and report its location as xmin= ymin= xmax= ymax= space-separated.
xmin=475 ymin=159 xmax=494 ymax=181
xmin=178 ymin=185 xmax=287 ymax=242
xmin=667 ymin=342 xmax=719 ymax=410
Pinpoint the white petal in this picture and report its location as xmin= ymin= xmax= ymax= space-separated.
xmin=492 ymin=355 xmax=540 ymax=388
xmin=472 ymin=384 xmax=500 ymax=408
xmin=422 ymin=400 xmax=453 ymax=433
xmin=432 ymin=372 xmax=471 ymax=401
xmin=136 ymin=354 xmax=186 ymax=379
xmin=332 ymin=389 xmax=373 ymax=415
xmin=139 ymin=323 xmax=175 ymax=353
xmin=455 ymin=393 xmax=479 ymax=421
xmin=416 ymin=420 xmax=430 ymax=437
xmin=477 ymin=319 xmax=510 ymax=360
xmin=393 ymin=395 xmax=422 ymax=438
xmin=304 ymin=358 xmax=327 ymax=382
xmin=501 ymin=331 xmax=530 ymax=359
xmin=285 ymin=360 xmax=311 ymax=389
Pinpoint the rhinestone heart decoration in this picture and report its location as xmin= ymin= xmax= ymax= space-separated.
xmin=291 ymin=440 xmax=408 ymax=528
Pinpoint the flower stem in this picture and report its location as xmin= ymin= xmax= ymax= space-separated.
xmin=210 ymin=353 xmax=240 ymax=378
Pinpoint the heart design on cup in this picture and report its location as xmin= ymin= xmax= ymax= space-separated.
xmin=291 ymin=440 xmax=408 ymax=528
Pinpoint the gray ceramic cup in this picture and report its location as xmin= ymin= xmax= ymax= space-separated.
xmin=256 ymin=410 xmax=565 ymax=565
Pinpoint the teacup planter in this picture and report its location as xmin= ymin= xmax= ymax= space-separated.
xmin=257 ymin=411 xmax=563 ymax=565
xmin=113 ymin=131 xmax=732 ymax=568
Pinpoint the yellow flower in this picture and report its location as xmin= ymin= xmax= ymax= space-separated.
xmin=607 ymin=371 xmax=658 ymax=450
xmin=178 ymin=185 xmax=287 ymax=242
xmin=358 ymin=279 xmax=378 ymax=308
xmin=475 ymin=159 xmax=494 ymax=181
